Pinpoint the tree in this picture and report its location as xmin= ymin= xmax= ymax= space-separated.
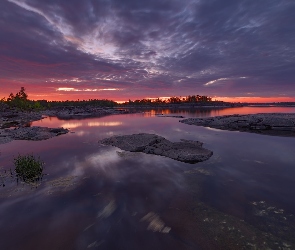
xmin=168 ymin=96 xmax=181 ymax=104
xmin=16 ymin=87 xmax=28 ymax=100
xmin=7 ymin=87 xmax=30 ymax=110
xmin=7 ymin=93 xmax=15 ymax=102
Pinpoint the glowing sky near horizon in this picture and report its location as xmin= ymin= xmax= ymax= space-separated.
xmin=0 ymin=0 xmax=295 ymax=102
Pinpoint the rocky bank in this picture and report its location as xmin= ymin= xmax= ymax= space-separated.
xmin=180 ymin=113 xmax=295 ymax=137
xmin=0 ymin=126 xmax=69 ymax=144
xmin=0 ymin=106 xmax=135 ymax=144
xmin=45 ymin=106 xmax=132 ymax=120
xmin=100 ymin=133 xmax=213 ymax=163
xmin=0 ymin=109 xmax=43 ymax=129
xmin=0 ymin=106 xmax=134 ymax=129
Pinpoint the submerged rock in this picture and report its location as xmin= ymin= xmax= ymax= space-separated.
xmin=180 ymin=113 xmax=295 ymax=137
xmin=100 ymin=133 xmax=213 ymax=163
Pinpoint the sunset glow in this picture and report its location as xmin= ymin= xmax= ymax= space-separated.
xmin=56 ymin=88 xmax=121 ymax=92
xmin=0 ymin=0 xmax=295 ymax=102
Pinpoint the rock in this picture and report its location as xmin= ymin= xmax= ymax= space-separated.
xmin=0 ymin=136 xmax=13 ymax=144
xmin=180 ymin=113 xmax=295 ymax=137
xmin=0 ymin=108 xmax=70 ymax=144
xmin=50 ymin=107 xmax=134 ymax=120
xmin=49 ymin=128 xmax=69 ymax=135
xmin=156 ymin=115 xmax=185 ymax=118
xmin=272 ymin=126 xmax=295 ymax=131
xmin=100 ymin=133 xmax=213 ymax=163
xmin=0 ymin=109 xmax=43 ymax=129
xmin=0 ymin=126 xmax=69 ymax=144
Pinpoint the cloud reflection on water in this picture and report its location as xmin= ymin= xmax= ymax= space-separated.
xmin=61 ymin=121 xmax=123 ymax=129
xmin=1 ymin=107 xmax=295 ymax=249
xmin=87 ymin=148 xmax=122 ymax=170
xmin=87 ymin=122 xmax=122 ymax=127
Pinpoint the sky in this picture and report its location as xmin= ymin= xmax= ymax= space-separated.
xmin=0 ymin=0 xmax=295 ymax=102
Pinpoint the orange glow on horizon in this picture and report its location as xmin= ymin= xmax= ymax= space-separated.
xmin=28 ymin=93 xmax=295 ymax=103
xmin=1 ymin=80 xmax=294 ymax=104
xmin=215 ymin=96 xmax=295 ymax=103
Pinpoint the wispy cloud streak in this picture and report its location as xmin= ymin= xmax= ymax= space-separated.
xmin=1 ymin=0 xmax=295 ymax=100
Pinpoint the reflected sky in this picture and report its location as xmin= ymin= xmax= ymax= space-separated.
xmin=0 ymin=107 xmax=295 ymax=249
xmin=36 ymin=119 xmax=123 ymax=129
xmin=146 ymin=106 xmax=295 ymax=117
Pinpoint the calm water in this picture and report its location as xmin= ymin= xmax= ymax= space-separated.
xmin=0 ymin=107 xmax=295 ymax=249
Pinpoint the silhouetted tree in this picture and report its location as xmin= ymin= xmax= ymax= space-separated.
xmin=6 ymin=87 xmax=31 ymax=110
xmin=16 ymin=87 xmax=28 ymax=100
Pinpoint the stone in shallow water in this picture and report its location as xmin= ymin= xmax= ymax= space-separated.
xmin=100 ymin=133 xmax=213 ymax=163
xmin=180 ymin=113 xmax=295 ymax=137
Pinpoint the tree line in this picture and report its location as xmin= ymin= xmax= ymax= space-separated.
xmin=0 ymin=87 xmax=118 ymax=110
xmin=123 ymin=95 xmax=213 ymax=105
xmin=1 ymin=87 xmax=215 ymax=110
xmin=0 ymin=87 xmax=42 ymax=110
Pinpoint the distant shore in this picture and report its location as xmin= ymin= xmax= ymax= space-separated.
xmin=1 ymin=104 xmax=295 ymax=144
xmin=119 ymin=101 xmax=295 ymax=108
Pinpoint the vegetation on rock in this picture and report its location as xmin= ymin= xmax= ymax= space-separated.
xmin=5 ymin=87 xmax=44 ymax=110
xmin=14 ymin=154 xmax=44 ymax=183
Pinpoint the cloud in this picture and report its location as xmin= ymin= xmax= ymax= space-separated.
xmin=1 ymin=0 xmax=295 ymax=99
xmin=204 ymin=77 xmax=247 ymax=86
xmin=56 ymin=88 xmax=121 ymax=92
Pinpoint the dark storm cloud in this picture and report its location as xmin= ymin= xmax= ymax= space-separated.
xmin=1 ymin=0 xmax=295 ymax=98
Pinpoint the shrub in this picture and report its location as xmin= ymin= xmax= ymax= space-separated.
xmin=14 ymin=154 xmax=44 ymax=182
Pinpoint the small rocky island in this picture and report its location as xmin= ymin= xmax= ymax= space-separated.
xmin=0 ymin=107 xmax=69 ymax=144
xmin=0 ymin=104 xmax=135 ymax=144
xmin=0 ymin=127 xmax=69 ymax=144
xmin=100 ymin=133 xmax=213 ymax=163
xmin=47 ymin=106 xmax=132 ymax=120
xmin=180 ymin=113 xmax=295 ymax=137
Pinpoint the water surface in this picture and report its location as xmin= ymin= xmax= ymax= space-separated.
xmin=0 ymin=107 xmax=295 ymax=249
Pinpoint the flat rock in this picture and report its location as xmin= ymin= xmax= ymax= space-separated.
xmin=0 ymin=126 xmax=69 ymax=144
xmin=47 ymin=107 xmax=132 ymax=120
xmin=156 ymin=115 xmax=185 ymax=118
xmin=180 ymin=113 xmax=295 ymax=137
xmin=100 ymin=133 xmax=213 ymax=163
xmin=0 ymin=110 xmax=43 ymax=129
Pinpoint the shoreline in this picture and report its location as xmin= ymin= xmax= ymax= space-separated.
xmin=0 ymin=106 xmax=136 ymax=144
xmin=1 ymin=106 xmax=294 ymax=145
xmin=180 ymin=113 xmax=295 ymax=137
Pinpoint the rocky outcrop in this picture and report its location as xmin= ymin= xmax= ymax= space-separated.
xmin=100 ymin=133 xmax=213 ymax=163
xmin=0 ymin=110 xmax=43 ymax=129
xmin=0 ymin=108 xmax=69 ymax=144
xmin=180 ymin=113 xmax=295 ymax=137
xmin=0 ymin=106 xmax=134 ymax=144
xmin=0 ymin=126 xmax=69 ymax=144
xmin=0 ymin=107 xmax=133 ymax=128
xmin=156 ymin=114 xmax=185 ymax=118
xmin=45 ymin=107 xmax=131 ymax=120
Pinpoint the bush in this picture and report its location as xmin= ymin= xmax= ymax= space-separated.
xmin=14 ymin=154 xmax=44 ymax=182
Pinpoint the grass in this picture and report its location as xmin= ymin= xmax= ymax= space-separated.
xmin=14 ymin=154 xmax=44 ymax=183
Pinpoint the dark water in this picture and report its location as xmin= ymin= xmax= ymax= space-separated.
xmin=0 ymin=107 xmax=295 ymax=249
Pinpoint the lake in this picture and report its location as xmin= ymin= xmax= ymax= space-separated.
xmin=0 ymin=106 xmax=295 ymax=249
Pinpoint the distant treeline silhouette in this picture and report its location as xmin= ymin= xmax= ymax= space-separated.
xmin=1 ymin=87 xmax=216 ymax=110
xmin=1 ymin=88 xmax=118 ymax=110
xmin=123 ymin=95 xmax=213 ymax=105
